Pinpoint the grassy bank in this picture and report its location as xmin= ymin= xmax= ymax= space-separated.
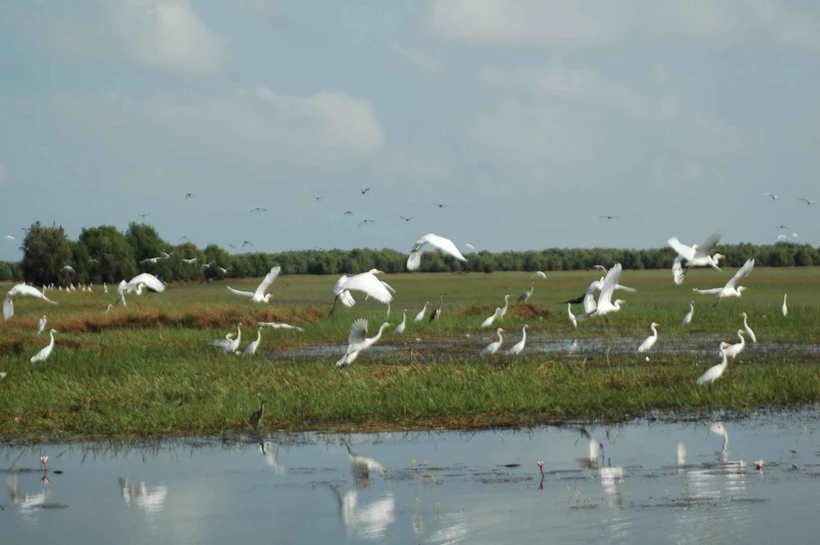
xmin=1 ymin=268 xmax=820 ymax=441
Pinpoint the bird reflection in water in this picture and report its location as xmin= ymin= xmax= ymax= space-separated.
xmin=7 ymin=473 xmax=50 ymax=510
xmin=118 ymin=477 xmax=168 ymax=512
xmin=326 ymin=484 xmax=396 ymax=540
xmin=578 ymin=438 xmax=605 ymax=469
xmin=343 ymin=440 xmax=386 ymax=490
xmin=259 ymin=442 xmax=284 ymax=474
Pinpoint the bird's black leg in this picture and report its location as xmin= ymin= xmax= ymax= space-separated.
xmin=330 ymin=295 xmax=339 ymax=316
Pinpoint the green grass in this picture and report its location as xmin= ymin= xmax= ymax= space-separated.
xmin=1 ymin=267 xmax=819 ymax=441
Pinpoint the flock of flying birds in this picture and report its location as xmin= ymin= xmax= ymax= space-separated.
xmin=2 ymin=227 xmax=792 ymax=387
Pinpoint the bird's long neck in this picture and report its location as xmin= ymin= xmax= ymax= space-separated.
xmin=49 ymin=331 xmax=55 ymax=345
xmin=401 ymin=310 xmax=406 ymax=323
xmin=651 ymin=324 xmax=657 ymax=337
xmin=255 ymin=330 xmax=261 ymax=342
xmin=496 ymin=330 xmax=503 ymax=343
xmin=374 ymin=324 xmax=390 ymax=341
xmin=743 ymin=315 xmax=748 ymax=327
xmin=738 ymin=332 xmax=744 ymax=346
xmin=521 ymin=327 xmax=527 ymax=341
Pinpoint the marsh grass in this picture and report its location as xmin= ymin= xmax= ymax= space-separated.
xmin=1 ymin=267 xmax=820 ymax=440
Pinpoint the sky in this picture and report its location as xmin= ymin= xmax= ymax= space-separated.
xmin=1 ymin=0 xmax=818 ymax=261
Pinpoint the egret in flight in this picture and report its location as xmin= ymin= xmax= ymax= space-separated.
xmin=406 ymin=233 xmax=467 ymax=271
xmin=797 ymin=197 xmax=815 ymax=205
xmin=227 ymin=266 xmax=281 ymax=303
xmin=576 ymin=264 xmax=626 ymax=322
xmin=692 ymin=259 xmax=755 ymax=301
xmin=668 ymin=233 xmax=723 ymax=284
xmin=763 ymin=193 xmax=779 ymax=200
xmin=332 ymin=269 xmax=393 ymax=311
xmin=3 ymin=284 xmax=58 ymax=320
xmin=336 ymin=319 xmax=392 ymax=367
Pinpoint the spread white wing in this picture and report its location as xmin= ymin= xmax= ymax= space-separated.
xmin=255 ymin=266 xmax=281 ymax=298
xmin=724 ymin=258 xmax=754 ymax=289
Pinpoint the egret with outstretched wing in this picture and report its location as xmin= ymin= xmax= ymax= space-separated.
xmin=227 ymin=266 xmax=281 ymax=303
xmin=406 ymin=234 xmax=467 ymax=271
xmin=693 ymin=259 xmax=755 ymax=300
xmin=3 ymin=284 xmax=58 ymax=320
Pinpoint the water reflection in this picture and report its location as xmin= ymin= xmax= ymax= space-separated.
xmin=343 ymin=440 xmax=386 ymax=490
xmin=258 ymin=442 xmax=284 ymax=474
xmin=7 ymin=473 xmax=50 ymax=510
xmin=118 ymin=477 xmax=168 ymax=513
xmin=326 ymin=485 xmax=395 ymax=540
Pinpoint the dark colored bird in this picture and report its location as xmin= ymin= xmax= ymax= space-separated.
xmin=429 ymin=293 xmax=444 ymax=322
xmin=185 ymin=193 xmax=194 ymax=199
xmin=226 ymin=242 xmax=238 ymax=249
xmin=360 ymin=188 xmax=370 ymax=195
xmin=517 ymin=282 xmax=535 ymax=302
xmin=250 ymin=401 xmax=265 ymax=427
xmin=250 ymin=207 xmax=267 ymax=213
xmin=776 ymin=225 xmax=790 ymax=230
xmin=434 ymin=203 xmax=447 ymax=208
xmin=242 ymin=240 xmax=254 ymax=248
xmin=358 ymin=219 xmax=375 ymax=227
xmin=343 ymin=211 xmax=353 ymax=216
xmin=180 ymin=236 xmax=190 ymax=241
xmin=138 ymin=213 xmax=150 ymax=220
xmin=599 ymin=215 xmax=619 ymax=220
xmin=313 ymin=195 xmax=324 ymax=201
xmin=559 ymin=294 xmax=585 ymax=305
xmin=400 ymin=216 xmax=414 ymax=222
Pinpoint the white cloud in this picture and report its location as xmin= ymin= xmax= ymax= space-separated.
xmin=429 ymin=0 xmax=820 ymax=50
xmin=42 ymin=0 xmax=224 ymax=73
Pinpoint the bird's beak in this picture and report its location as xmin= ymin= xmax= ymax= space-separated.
xmin=375 ymin=270 xmax=384 ymax=275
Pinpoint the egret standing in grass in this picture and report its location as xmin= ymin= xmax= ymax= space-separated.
xmin=681 ymin=302 xmax=694 ymax=327
xmin=480 ymin=328 xmax=504 ymax=356
xmin=480 ymin=307 xmax=503 ymax=328
xmin=336 ymin=319 xmax=392 ymax=367
xmin=414 ymin=302 xmax=429 ymax=322
xmin=517 ymin=283 xmax=534 ymax=303
xmin=243 ymin=327 xmax=263 ymax=357
xmin=740 ymin=312 xmax=757 ymax=343
xmin=568 ymin=303 xmax=577 ymax=328
xmin=782 ymin=294 xmax=788 ymax=317
xmin=506 ymin=325 xmax=528 ymax=356
xmin=224 ymin=323 xmax=242 ymax=354
xmin=697 ymin=343 xmax=730 ymax=385
xmin=31 ymin=329 xmax=57 ymax=363
xmin=393 ymin=310 xmax=407 ymax=335
xmin=722 ymin=330 xmax=746 ymax=359
xmin=637 ymin=322 xmax=660 ymax=353
xmin=36 ymin=315 xmax=47 ymax=335
xmin=499 ymin=294 xmax=511 ymax=318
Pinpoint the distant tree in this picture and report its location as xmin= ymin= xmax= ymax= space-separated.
xmin=79 ymin=225 xmax=137 ymax=283
xmin=126 ymin=223 xmax=169 ymax=264
xmin=21 ymin=222 xmax=73 ymax=285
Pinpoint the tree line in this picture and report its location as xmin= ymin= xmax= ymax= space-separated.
xmin=0 ymin=222 xmax=817 ymax=284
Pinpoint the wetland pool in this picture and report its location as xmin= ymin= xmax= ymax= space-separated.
xmin=4 ymin=409 xmax=820 ymax=544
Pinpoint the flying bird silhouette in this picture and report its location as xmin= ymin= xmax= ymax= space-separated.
xmin=763 ymin=193 xmax=778 ymax=200
xmin=434 ymin=203 xmax=447 ymax=208
xmin=313 ymin=195 xmax=324 ymax=201
xmin=358 ymin=219 xmax=375 ymax=227
xmin=343 ymin=211 xmax=353 ymax=216
xmin=185 ymin=193 xmax=194 ymax=199
xmin=242 ymin=240 xmax=254 ymax=248
xmin=797 ymin=197 xmax=816 ymax=205
xmin=400 ymin=216 xmax=414 ymax=222
xmin=360 ymin=188 xmax=371 ymax=195
xmin=250 ymin=207 xmax=267 ymax=213
xmin=599 ymin=215 xmax=620 ymax=220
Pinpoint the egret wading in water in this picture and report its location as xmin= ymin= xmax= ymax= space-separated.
xmin=681 ymin=301 xmax=694 ymax=327
xmin=782 ymin=294 xmax=788 ymax=317
xmin=697 ymin=343 xmax=730 ymax=385
xmin=693 ymin=259 xmax=755 ymax=302
xmin=31 ymin=329 xmax=57 ymax=363
xmin=722 ymin=330 xmax=746 ymax=359
xmin=414 ymin=302 xmax=429 ymax=322
xmin=227 ymin=266 xmax=281 ymax=303
xmin=393 ymin=310 xmax=407 ymax=335
xmin=243 ymin=327 xmax=263 ymax=357
xmin=429 ymin=293 xmax=444 ymax=322
xmin=480 ymin=328 xmax=504 ymax=356
xmin=3 ymin=284 xmax=58 ymax=320
xmin=336 ymin=319 xmax=392 ymax=367
xmin=637 ymin=322 xmax=660 ymax=353
xmin=740 ymin=312 xmax=757 ymax=343
xmin=506 ymin=325 xmax=528 ymax=356
xmin=406 ymin=234 xmax=467 ymax=271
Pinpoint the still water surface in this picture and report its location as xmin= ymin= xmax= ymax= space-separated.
xmin=4 ymin=410 xmax=820 ymax=544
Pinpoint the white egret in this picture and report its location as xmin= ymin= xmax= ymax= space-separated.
xmin=782 ymin=294 xmax=788 ymax=317
xmin=499 ymin=294 xmax=511 ymax=318
xmin=406 ymin=233 xmax=467 ymax=271
xmin=740 ymin=312 xmax=757 ymax=343
xmin=681 ymin=301 xmax=694 ymax=327
xmin=480 ymin=328 xmax=504 ymax=356
xmin=587 ymin=276 xmax=636 ymax=294
xmin=61 ymin=265 xmax=76 ymax=273
xmin=3 ymin=235 xmax=14 ymax=241
xmin=208 ymin=332 xmax=235 ymax=348
xmin=336 ymin=319 xmax=392 ymax=367
xmin=258 ymin=322 xmax=305 ymax=332
xmin=227 ymin=266 xmax=281 ymax=303
xmin=668 ymin=233 xmax=723 ymax=269
xmin=242 ymin=328 xmax=263 ymax=357
xmin=465 ymin=243 xmax=475 ymax=250
xmin=414 ymin=302 xmax=429 ymax=322
xmin=582 ymin=291 xmax=597 ymax=315
xmin=3 ymin=284 xmax=58 ymax=320
xmin=105 ymin=303 xmax=113 ymax=314
xmin=120 ymin=273 xmax=166 ymax=294
xmin=517 ymin=283 xmax=534 ymax=303
xmin=576 ymin=264 xmax=626 ymax=321
xmin=36 ymin=315 xmax=47 ymax=334
xmin=637 ymin=322 xmax=660 ymax=353
xmin=591 ymin=265 xmax=606 ymax=271
xmin=139 ymin=251 xmax=171 ymax=265
xmin=506 ymin=324 xmax=528 ymax=356
xmin=763 ymin=192 xmax=779 ymax=200
xmin=31 ymin=329 xmax=57 ymax=363
xmin=224 ymin=323 xmax=242 ymax=354
xmin=103 ymin=283 xmax=108 ymax=294
xmin=480 ymin=307 xmax=503 ymax=328
xmin=532 ymin=271 xmax=547 ymax=279
xmin=722 ymin=330 xmax=746 ymax=359
xmin=393 ymin=310 xmax=407 ymax=335
xmin=568 ymin=303 xmax=577 ymax=328
xmin=696 ymin=344 xmax=730 ymax=385
xmin=181 ymin=257 xmax=199 ymax=264
xmin=693 ymin=259 xmax=755 ymax=301
xmin=332 ymin=269 xmax=393 ymax=310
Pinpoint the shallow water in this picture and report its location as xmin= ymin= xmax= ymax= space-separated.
xmin=4 ymin=410 xmax=820 ymax=544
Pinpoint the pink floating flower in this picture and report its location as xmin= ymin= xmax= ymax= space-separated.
xmin=537 ymin=461 xmax=544 ymax=468
xmin=40 ymin=456 xmax=48 ymax=468
xmin=40 ymin=475 xmax=50 ymax=485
